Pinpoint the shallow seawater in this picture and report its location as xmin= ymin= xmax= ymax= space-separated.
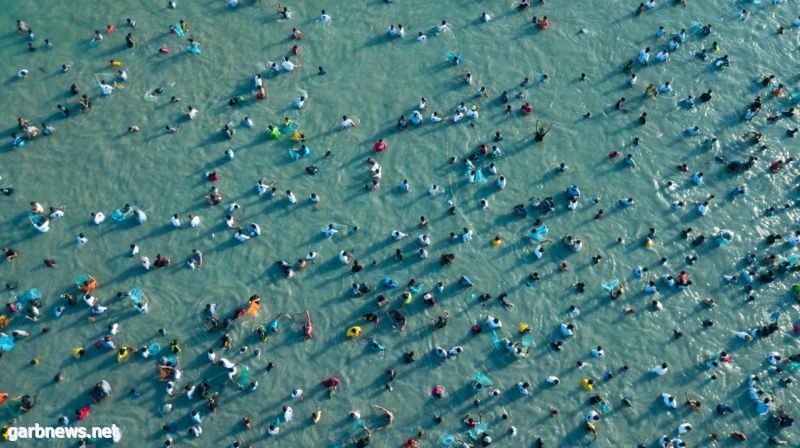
xmin=1 ymin=0 xmax=800 ymax=447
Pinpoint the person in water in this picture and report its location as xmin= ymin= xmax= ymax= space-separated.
xmin=535 ymin=120 xmax=551 ymax=141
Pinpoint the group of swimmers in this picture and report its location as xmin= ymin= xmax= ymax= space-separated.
xmin=4 ymin=1 xmax=800 ymax=447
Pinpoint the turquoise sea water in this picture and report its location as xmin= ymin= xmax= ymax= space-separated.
xmin=1 ymin=0 xmax=800 ymax=446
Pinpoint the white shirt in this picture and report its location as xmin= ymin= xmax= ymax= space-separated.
xmin=417 ymin=34 xmax=427 ymax=42
xmin=341 ymin=119 xmax=355 ymax=128
xmin=736 ymin=331 xmax=751 ymax=340
xmin=190 ymin=215 xmax=200 ymax=227
xmin=50 ymin=209 xmax=65 ymax=219
xmin=217 ymin=357 xmax=234 ymax=369
xmin=82 ymin=295 xmax=96 ymax=307
xmin=650 ymin=365 xmax=668 ymax=375
xmin=93 ymin=212 xmax=105 ymax=224
xmin=99 ymin=83 xmax=114 ymax=95
xmin=171 ymin=216 xmax=181 ymax=227
xmin=281 ymin=60 xmax=295 ymax=71
xmin=533 ymin=245 xmax=544 ymax=259
xmin=91 ymin=305 xmax=108 ymax=314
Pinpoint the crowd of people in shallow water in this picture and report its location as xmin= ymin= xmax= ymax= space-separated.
xmin=3 ymin=0 xmax=800 ymax=447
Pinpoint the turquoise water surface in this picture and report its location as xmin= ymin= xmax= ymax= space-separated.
xmin=1 ymin=1 xmax=800 ymax=447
